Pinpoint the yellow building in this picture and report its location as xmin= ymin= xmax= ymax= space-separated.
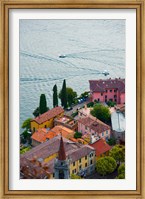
xmin=30 ymin=106 xmax=64 ymax=133
xmin=20 ymin=135 xmax=96 ymax=179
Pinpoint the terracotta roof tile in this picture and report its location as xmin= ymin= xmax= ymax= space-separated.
xmin=89 ymin=139 xmax=112 ymax=156
xmin=32 ymin=106 xmax=64 ymax=124
xmin=89 ymin=78 xmax=125 ymax=93
xmin=78 ymin=117 xmax=110 ymax=134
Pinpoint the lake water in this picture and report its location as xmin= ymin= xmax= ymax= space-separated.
xmin=20 ymin=19 xmax=125 ymax=130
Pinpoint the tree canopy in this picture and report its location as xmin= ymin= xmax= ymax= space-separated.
xmin=96 ymin=156 xmax=117 ymax=176
xmin=39 ymin=94 xmax=48 ymax=114
xmin=109 ymin=145 xmax=125 ymax=165
xmin=90 ymin=104 xmax=111 ymax=124
xmin=53 ymin=84 xmax=58 ymax=108
xmin=74 ymin=131 xmax=82 ymax=139
xmin=66 ymin=87 xmax=77 ymax=106
xmin=116 ymin=163 xmax=125 ymax=179
xmin=59 ymin=82 xmax=77 ymax=108
xmin=21 ymin=118 xmax=32 ymax=130
xmin=59 ymin=79 xmax=67 ymax=109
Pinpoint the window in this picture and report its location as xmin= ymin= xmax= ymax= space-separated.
xmin=115 ymin=99 xmax=117 ymax=102
xmin=85 ymin=156 xmax=87 ymax=160
xmin=98 ymin=98 xmax=100 ymax=102
xmin=73 ymin=162 xmax=75 ymax=166
xmin=106 ymin=130 xmax=108 ymax=134
xmin=105 ymin=95 xmax=107 ymax=98
xmin=53 ymin=173 xmax=55 ymax=178
xmin=33 ymin=127 xmax=35 ymax=132
xmin=45 ymin=125 xmax=47 ymax=128
xmin=79 ymin=159 xmax=81 ymax=163
xmin=110 ymin=90 xmax=112 ymax=92
xmin=114 ymin=95 xmax=117 ymax=98
xmin=85 ymin=163 xmax=87 ymax=167
xmin=102 ymin=132 xmax=104 ymax=136
xmin=114 ymin=89 xmax=117 ymax=92
xmin=79 ymin=165 xmax=82 ymax=170
xmin=101 ymin=93 xmax=103 ymax=96
xmin=90 ymin=160 xmax=93 ymax=165
xmin=106 ymin=90 xmax=108 ymax=93
xmin=85 ymin=126 xmax=87 ymax=130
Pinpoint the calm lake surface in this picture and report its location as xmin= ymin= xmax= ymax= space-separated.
xmin=20 ymin=20 xmax=125 ymax=131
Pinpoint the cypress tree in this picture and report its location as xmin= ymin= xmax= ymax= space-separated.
xmin=61 ymin=79 xmax=67 ymax=109
xmin=53 ymin=84 xmax=58 ymax=107
xmin=39 ymin=94 xmax=47 ymax=114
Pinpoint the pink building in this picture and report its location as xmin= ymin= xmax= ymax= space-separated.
xmin=89 ymin=78 xmax=125 ymax=104
xmin=78 ymin=117 xmax=111 ymax=142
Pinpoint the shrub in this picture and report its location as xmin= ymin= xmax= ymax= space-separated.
xmin=74 ymin=131 xmax=82 ymax=139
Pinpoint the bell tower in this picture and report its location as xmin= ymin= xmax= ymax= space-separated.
xmin=54 ymin=136 xmax=70 ymax=179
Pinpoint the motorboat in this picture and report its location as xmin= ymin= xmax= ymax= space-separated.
xmin=102 ymin=70 xmax=109 ymax=76
xmin=59 ymin=54 xmax=66 ymax=58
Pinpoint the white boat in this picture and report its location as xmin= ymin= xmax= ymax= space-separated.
xmin=59 ymin=54 xmax=66 ymax=58
xmin=102 ymin=70 xmax=109 ymax=76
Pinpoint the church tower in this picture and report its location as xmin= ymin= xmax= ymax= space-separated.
xmin=54 ymin=136 xmax=70 ymax=179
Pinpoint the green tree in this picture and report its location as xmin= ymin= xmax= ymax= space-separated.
xmin=96 ymin=156 xmax=117 ymax=176
xmin=74 ymin=131 xmax=82 ymax=139
xmin=109 ymin=145 xmax=125 ymax=165
xmin=90 ymin=104 xmax=111 ymax=124
xmin=59 ymin=79 xmax=67 ymax=109
xmin=107 ymin=100 xmax=116 ymax=107
xmin=33 ymin=107 xmax=40 ymax=117
xmin=21 ymin=118 xmax=32 ymax=130
xmin=53 ymin=84 xmax=58 ymax=107
xmin=66 ymin=87 xmax=77 ymax=106
xmin=59 ymin=86 xmax=77 ymax=108
xmin=39 ymin=94 xmax=48 ymax=114
xmin=116 ymin=163 xmax=125 ymax=179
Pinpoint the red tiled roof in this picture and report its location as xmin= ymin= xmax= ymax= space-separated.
xmin=89 ymin=139 xmax=112 ymax=156
xmin=31 ymin=128 xmax=57 ymax=143
xmin=89 ymin=78 xmax=125 ymax=93
xmin=78 ymin=117 xmax=110 ymax=134
xmin=32 ymin=106 xmax=64 ymax=124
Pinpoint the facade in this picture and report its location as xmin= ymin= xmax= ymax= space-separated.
xmin=30 ymin=106 xmax=64 ymax=133
xmin=20 ymin=135 xmax=96 ymax=179
xmin=78 ymin=116 xmax=111 ymax=143
xmin=111 ymin=109 xmax=125 ymax=142
xmin=89 ymin=78 xmax=125 ymax=104
xmin=89 ymin=139 xmax=112 ymax=160
xmin=54 ymin=115 xmax=78 ymax=131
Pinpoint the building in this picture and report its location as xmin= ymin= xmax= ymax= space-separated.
xmin=78 ymin=116 xmax=111 ymax=143
xmin=20 ymin=156 xmax=51 ymax=179
xmin=20 ymin=135 xmax=96 ymax=179
xmin=78 ymin=105 xmax=92 ymax=118
xmin=111 ymin=109 xmax=125 ymax=142
xmin=89 ymin=139 xmax=112 ymax=160
xmin=48 ymin=125 xmax=75 ymax=140
xmin=89 ymin=78 xmax=125 ymax=104
xmin=31 ymin=128 xmax=56 ymax=147
xmin=30 ymin=106 xmax=64 ymax=133
xmin=54 ymin=115 xmax=78 ymax=131
xmin=54 ymin=137 xmax=70 ymax=179
xmin=31 ymin=125 xmax=75 ymax=147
